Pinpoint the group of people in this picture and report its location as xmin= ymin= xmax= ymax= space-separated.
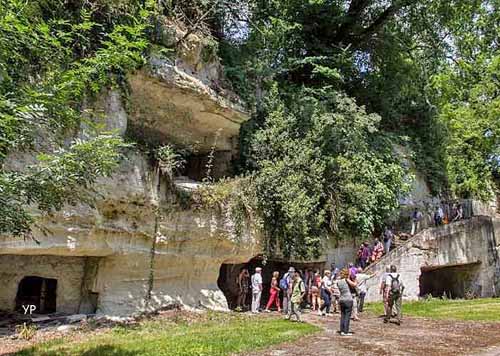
xmin=355 ymin=227 xmax=393 ymax=269
xmin=432 ymin=203 xmax=464 ymax=227
xmin=412 ymin=202 xmax=465 ymax=235
xmin=236 ymin=263 xmax=405 ymax=336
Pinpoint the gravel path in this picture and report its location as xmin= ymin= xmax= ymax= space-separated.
xmin=243 ymin=311 xmax=500 ymax=356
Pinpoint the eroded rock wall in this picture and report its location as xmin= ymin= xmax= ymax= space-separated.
xmin=0 ymin=23 xmax=258 ymax=316
xmin=364 ymin=216 xmax=500 ymax=302
xmin=0 ymin=255 xmax=88 ymax=314
xmin=0 ymin=150 xmax=261 ymax=315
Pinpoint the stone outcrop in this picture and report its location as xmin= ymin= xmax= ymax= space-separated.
xmin=0 ymin=25 xmax=258 ymax=316
xmin=0 ymin=152 xmax=261 ymax=315
xmin=364 ymin=216 xmax=500 ymax=302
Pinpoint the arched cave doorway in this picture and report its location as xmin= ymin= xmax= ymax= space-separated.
xmin=419 ymin=262 xmax=481 ymax=299
xmin=15 ymin=276 xmax=57 ymax=314
xmin=217 ymin=256 xmax=326 ymax=310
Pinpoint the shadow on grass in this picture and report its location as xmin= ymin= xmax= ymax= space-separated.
xmin=16 ymin=344 xmax=139 ymax=356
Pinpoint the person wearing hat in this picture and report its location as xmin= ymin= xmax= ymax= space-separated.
xmin=282 ymin=267 xmax=295 ymax=314
xmin=251 ymin=267 xmax=263 ymax=313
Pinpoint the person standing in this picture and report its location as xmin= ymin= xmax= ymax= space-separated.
xmin=319 ymin=270 xmax=333 ymax=316
xmin=251 ymin=267 xmax=263 ymax=313
xmin=411 ymin=207 xmax=423 ymax=235
xmin=438 ymin=205 xmax=444 ymax=223
xmin=304 ymin=269 xmax=312 ymax=306
xmin=434 ymin=206 xmax=443 ymax=226
xmin=236 ymin=268 xmax=250 ymax=311
xmin=371 ymin=239 xmax=384 ymax=263
xmin=384 ymin=265 xmax=404 ymax=325
xmin=281 ymin=267 xmax=295 ymax=314
xmin=287 ymin=271 xmax=306 ymax=322
xmin=337 ymin=268 xmax=357 ymax=336
xmin=264 ymin=271 xmax=281 ymax=313
xmin=360 ymin=242 xmax=371 ymax=268
xmin=383 ymin=226 xmax=393 ymax=254
xmin=310 ymin=271 xmax=321 ymax=311
xmin=380 ymin=266 xmax=391 ymax=317
xmin=355 ymin=268 xmax=373 ymax=313
xmin=350 ymin=269 xmax=360 ymax=322
xmin=331 ymin=275 xmax=341 ymax=313
xmin=453 ymin=204 xmax=463 ymax=221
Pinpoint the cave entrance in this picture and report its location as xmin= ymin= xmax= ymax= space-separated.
xmin=15 ymin=276 xmax=57 ymax=314
xmin=419 ymin=261 xmax=481 ymax=299
xmin=184 ymin=151 xmax=233 ymax=181
xmin=217 ymin=256 xmax=325 ymax=310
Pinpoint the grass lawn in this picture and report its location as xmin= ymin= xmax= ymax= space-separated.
xmin=365 ymin=297 xmax=500 ymax=322
xmin=15 ymin=311 xmax=319 ymax=356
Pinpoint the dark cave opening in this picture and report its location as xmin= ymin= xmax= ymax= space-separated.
xmin=419 ymin=262 xmax=482 ymax=299
xmin=15 ymin=276 xmax=58 ymax=314
xmin=217 ymin=256 xmax=325 ymax=310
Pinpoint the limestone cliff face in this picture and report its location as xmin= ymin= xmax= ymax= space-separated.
xmin=0 ymin=26 xmax=261 ymax=316
xmin=363 ymin=216 xmax=500 ymax=302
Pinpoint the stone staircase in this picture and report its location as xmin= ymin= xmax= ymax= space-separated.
xmin=363 ymin=216 xmax=500 ymax=302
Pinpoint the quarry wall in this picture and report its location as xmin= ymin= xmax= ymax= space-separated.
xmin=364 ymin=216 xmax=500 ymax=302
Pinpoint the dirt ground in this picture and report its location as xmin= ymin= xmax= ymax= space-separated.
xmin=243 ymin=311 xmax=500 ymax=356
xmin=2 ymin=310 xmax=500 ymax=356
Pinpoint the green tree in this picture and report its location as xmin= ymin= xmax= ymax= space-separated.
xmin=0 ymin=135 xmax=128 ymax=237
xmin=249 ymin=86 xmax=408 ymax=258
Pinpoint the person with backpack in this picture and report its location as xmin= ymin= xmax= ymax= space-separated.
xmin=331 ymin=274 xmax=341 ymax=313
xmin=286 ymin=271 xmax=306 ymax=322
xmin=280 ymin=267 xmax=295 ymax=314
xmin=382 ymin=226 xmax=394 ymax=255
xmin=251 ymin=267 xmax=263 ymax=313
xmin=371 ymin=238 xmax=384 ymax=263
xmin=264 ymin=271 xmax=281 ymax=313
xmin=384 ymin=265 xmax=404 ymax=325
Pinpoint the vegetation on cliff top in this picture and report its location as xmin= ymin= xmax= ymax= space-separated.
xmin=1 ymin=1 xmax=498 ymax=259
xmin=0 ymin=0 xmax=152 ymax=237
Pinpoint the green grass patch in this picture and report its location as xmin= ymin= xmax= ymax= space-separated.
xmin=365 ymin=297 xmax=500 ymax=322
xmin=15 ymin=312 xmax=319 ymax=356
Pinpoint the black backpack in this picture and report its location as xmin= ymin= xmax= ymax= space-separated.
xmin=389 ymin=274 xmax=401 ymax=297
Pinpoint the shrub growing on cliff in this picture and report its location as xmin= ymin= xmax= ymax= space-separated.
xmin=246 ymin=86 xmax=409 ymax=258
xmin=0 ymin=0 xmax=154 ymax=236
xmin=0 ymin=135 xmax=129 ymax=237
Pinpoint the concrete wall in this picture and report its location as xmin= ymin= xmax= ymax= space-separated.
xmin=0 ymin=255 xmax=87 ymax=314
xmin=324 ymin=239 xmax=358 ymax=270
xmin=364 ymin=216 xmax=500 ymax=302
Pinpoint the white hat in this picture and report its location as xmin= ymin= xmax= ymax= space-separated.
xmin=255 ymin=267 xmax=262 ymax=272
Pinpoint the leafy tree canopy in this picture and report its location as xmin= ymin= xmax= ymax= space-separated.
xmin=0 ymin=0 xmax=153 ymax=236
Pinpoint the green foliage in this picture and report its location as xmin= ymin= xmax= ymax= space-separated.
xmin=247 ymin=85 xmax=409 ymax=258
xmin=0 ymin=0 xmax=153 ymax=160
xmin=0 ymin=0 xmax=155 ymax=236
xmin=193 ymin=177 xmax=261 ymax=239
xmin=156 ymin=144 xmax=186 ymax=179
xmin=219 ymin=0 xmax=498 ymax=202
xmin=430 ymin=2 xmax=500 ymax=199
xmin=0 ymin=135 xmax=129 ymax=237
